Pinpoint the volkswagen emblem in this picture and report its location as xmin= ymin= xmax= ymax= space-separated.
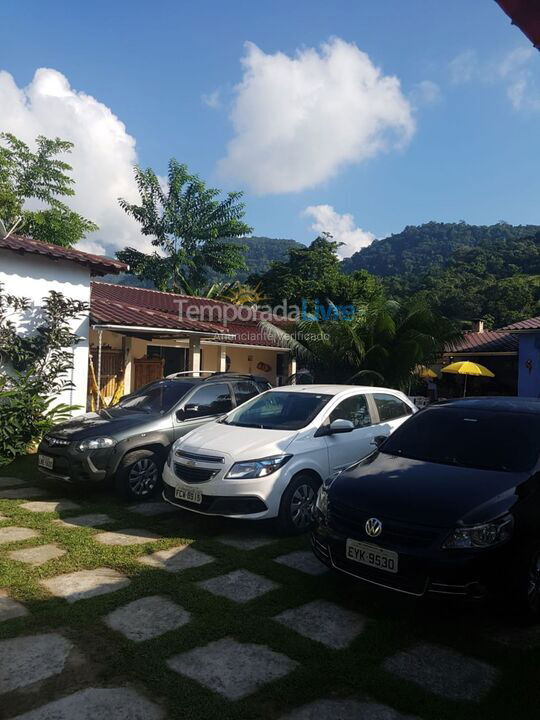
xmin=365 ymin=517 xmax=382 ymax=538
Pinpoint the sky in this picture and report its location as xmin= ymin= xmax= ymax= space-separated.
xmin=1 ymin=0 xmax=540 ymax=259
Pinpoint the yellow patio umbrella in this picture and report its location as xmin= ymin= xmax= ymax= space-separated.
xmin=414 ymin=365 xmax=437 ymax=379
xmin=441 ymin=360 xmax=495 ymax=397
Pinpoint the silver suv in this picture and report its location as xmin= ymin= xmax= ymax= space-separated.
xmin=37 ymin=373 xmax=271 ymax=501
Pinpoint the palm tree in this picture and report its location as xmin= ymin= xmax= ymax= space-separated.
xmin=262 ymin=297 xmax=460 ymax=390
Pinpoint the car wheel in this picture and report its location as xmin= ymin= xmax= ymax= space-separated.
xmin=276 ymin=473 xmax=320 ymax=535
xmin=115 ymin=450 xmax=163 ymax=501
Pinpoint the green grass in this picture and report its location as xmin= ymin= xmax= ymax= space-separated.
xmin=1 ymin=455 xmax=539 ymax=719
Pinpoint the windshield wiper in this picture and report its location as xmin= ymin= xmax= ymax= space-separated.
xmin=228 ymin=422 xmax=264 ymax=429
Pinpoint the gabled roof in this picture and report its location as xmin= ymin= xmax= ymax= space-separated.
xmin=90 ymin=282 xmax=287 ymax=347
xmin=0 ymin=234 xmax=127 ymax=275
xmin=445 ymin=330 xmax=518 ymax=354
xmin=496 ymin=0 xmax=540 ymax=49
xmin=499 ymin=315 xmax=540 ymax=332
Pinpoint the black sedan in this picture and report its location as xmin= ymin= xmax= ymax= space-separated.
xmin=312 ymin=397 xmax=540 ymax=619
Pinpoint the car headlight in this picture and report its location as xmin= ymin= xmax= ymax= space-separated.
xmin=76 ymin=437 xmax=116 ymax=452
xmin=315 ymin=485 xmax=329 ymax=517
xmin=225 ymin=455 xmax=292 ymax=479
xmin=443 ymin=514 xmax=514 ymax=549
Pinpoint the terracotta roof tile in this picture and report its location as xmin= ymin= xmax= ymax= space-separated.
xmin=446 ymin=331 xmax=518 ymax=354
xmin=0 ymin=234 xmax=127 ymax=275
xmin=499 ymin=316 xmax=540 ymax=332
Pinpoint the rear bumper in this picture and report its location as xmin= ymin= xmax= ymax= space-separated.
xmin=311 ymin=525 xmax=511 ymax=599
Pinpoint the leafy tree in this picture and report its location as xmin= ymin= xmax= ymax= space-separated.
xmin=117 ymin=160 xmax=252 ymax=293
xmin=263 ymin=296 xmax=459 ymax=389
xmin=0 ymin=133 xmax=97 ymax=246
xmin=0 ymin=285 xmax=88 ymax=464
xmin=250 ymin=234 xmax=383 ymax=308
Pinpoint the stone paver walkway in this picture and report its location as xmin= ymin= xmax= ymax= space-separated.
xmin=138 ymin=545 xmax=214 ymax=572
xmin=40 ymin=568 xmax=130 ymax=603
xmin=105 ymin=595 xmax=191 ymax=642
xmin=198 ymin=569 xmax=279 ymax=603
xmin=280 ymin=699 xmax=419 ymax=719
xmin=0 ymin=591 xmax=28 ymax=622
xmin=274 ymin=550 xmax=327 ymax=575
xmin=20 ymin=500 xmax=80 ymax=513
xmin=0 ymin=487 xmax=49 ymax=499
xmin=8 ymin=543 xmax=66 ymax=566
xmin=54 ymin=513 xmax=114 ymax=529
xmin=94 ymin=528 xmax=161 ymax=546
xmin=0 ymin=633 xmax=74 ymax=694
xmin=0 ymin=527 xmax=40 ymax=544
xmin=275 ymin=600 xmax=366 ymax=649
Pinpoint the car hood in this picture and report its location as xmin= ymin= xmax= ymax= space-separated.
xmin=177 ymin=420 xmax=297 ymax=459
xmin=330 ymin=451 xmax=525 ymax=528
xmin=45 ymin=407 xmax=159 ymax=441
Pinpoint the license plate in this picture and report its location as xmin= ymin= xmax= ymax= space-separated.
xmin=38 ymin=454 xmax=54 ymax=470
xmin=346 ymin=539 xmax=398 ymax=574
xmin=175 ymin=487 xmax=202 ymax=504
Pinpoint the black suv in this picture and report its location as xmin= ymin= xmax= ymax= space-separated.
xmin=37 ymin=373 xmax=271 ymax=501
xmin=313 ymin=397 xmax=540 ymax=620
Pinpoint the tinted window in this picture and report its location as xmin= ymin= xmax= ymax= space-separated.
xmin=223 ymin=391 xmax=331 ymax=430
xmin=116 ymin=380 xmax=194 ymax=414
xmin=382 ymin=407 xmax=540 ymax=472
xmin=232 ymin=380 xmax=259 ymax=405
xmin=329 ymin=394 xmax=371 ymax=428
xmin=185 ymin=383 xmax=233 ymax=418
xmin=374 ymin=393 xmax=412 ymax=422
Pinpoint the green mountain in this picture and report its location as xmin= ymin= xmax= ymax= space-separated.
xmin=342 ymin=222 xmax=540 ymax=328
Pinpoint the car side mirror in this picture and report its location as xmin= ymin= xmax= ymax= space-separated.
xmin=182 ymin=403 xmax=200 ymax=419
xmin=372 ymin=434 xmax=388 ymax=448
xmin=175 ymin=408 xmax=185 ymax=421
xmin=329 ymin=419 xmax=354 ymax=434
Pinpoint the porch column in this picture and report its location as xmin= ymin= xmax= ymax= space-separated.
xmin=123 ymin=336 xmax=134 ymax=394
xmin=189 ymin=336 xmax=201 ymax=377
xmin=289 ymin=355 xmax=297 ymax=378
xmin=219 ymin=345 xmax=227 ymax=372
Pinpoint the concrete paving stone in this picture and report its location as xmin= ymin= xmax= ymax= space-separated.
xmin=488 ymin=624 xmax=540 ymax=649
xmin=137 ymin=544 xmax=214 ymax=572
xmin=20 ymin=500 xmax=80 ymax=513
xmin=0 ymin=477 xmax=26 ymax=488
xmin=8 ymin=543 xmax=67 ymax=567
xmin=54 ymin=513 xmax=114 ymax=529
xmin=167 ymin=636 xmax=299 ymax=700
xmin=104 ymin=595 xmax=191 ymax=642
xmin=274 ymin=550 xmax=327 ymax=576
xmin=0 ymin=526 xmax=40 ymax=544
xmin=280 ymin=699 xmax=419 ymax=720
xmin=127 ymin=501 xmax=179 ymax=516
xmin=94 ymin=528 xmax=161 ymax=546
xmin=0 ymin=487 xmax=49 ymax=499
xmin=0 ymin=590 xmax=28 ymax=622
xmin=274 ymin=600 xmax=366 ymax=650
xmin=216 ymin=534 xmax=276 ymax=550
xmin=198 ymin=569 xmax=280 ymax=603
xmin=0 ymin=633 xmax=73 ymax=694
xmin=10 ymin=687 xmax=165 ymax=720
xmin=39 ymin=567 xmax=130 ymax=604
xmin=383 ymin=643 xmax=498 ymax=702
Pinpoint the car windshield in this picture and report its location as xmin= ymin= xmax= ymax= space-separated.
xmin=115 ymin=380 xmax=195 ymax=414
xmin=222 ymin=391 xmax=332 ymax=430
xmin=382 ymin=407 xmax=540 ymax=472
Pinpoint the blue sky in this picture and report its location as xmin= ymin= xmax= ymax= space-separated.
xmin=1 ymin=0 xmax=539 ymax=257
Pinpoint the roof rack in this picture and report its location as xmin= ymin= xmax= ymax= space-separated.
xmin=166 ymin=371 xmax=271 ymax=384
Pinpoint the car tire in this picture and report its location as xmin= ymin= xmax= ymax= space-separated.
xmin=510 ymin=543 xmax=540 ymax=624
xmin=115 ymin=450 xmax=163 ymax=501
xmin=276 ymin=473 xmax=320 ymax=536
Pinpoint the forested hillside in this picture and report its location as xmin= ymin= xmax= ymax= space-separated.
xmin=215 ymin=236 xmax=303 ymax=281
xmin=342 ymin=222 xmax=540 ymax=328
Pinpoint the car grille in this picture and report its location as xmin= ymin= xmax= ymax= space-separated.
xmin=328 ymin=498 xmax=439 ymax=549
xmin=174 ymin=463 xmax=217 ymax=484
xmin=176 ymin=449 xmax=224 ymax=463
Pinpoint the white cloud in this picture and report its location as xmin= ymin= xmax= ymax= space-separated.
xmin=0 ymin=68 xmax=150 ymax=256
xmin=201 ymin=89 xmax=222 ymax=109
xmin=410 ymin=80 xmax=442 ymax=106
xmin=449 ymin=46 xmax=540 ymax=111
xmin=218 ymin=38 xmax=415 ymax=194
xmin=304 ymin=204 xmax=375 ymax=259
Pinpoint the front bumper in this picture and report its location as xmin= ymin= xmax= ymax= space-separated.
xmin=37 ymin=441 xmax=116 ymax=483
xmin=312 ymin=521 xmax=512 ymax=599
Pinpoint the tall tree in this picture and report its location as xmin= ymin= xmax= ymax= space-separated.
xmin=0 ymin=133 xmax=97 ymax=246
xmin=117 ymin=160 xmax=252 ymax=293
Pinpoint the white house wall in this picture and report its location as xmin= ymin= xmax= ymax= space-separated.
xmin=0 ymin=249 xmax=91 ymax=413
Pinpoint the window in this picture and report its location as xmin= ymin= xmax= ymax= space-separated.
xmin=223 ymin=391 xmax=332 ymax=430
xmin=185 ymin=383 xmax=233 ymax=418
xmin=116 ymin=380 xmax=195 ymax=414
xmin=382 ymin=407 xmax=540 ymax=472
xmin=374 ymin=393 xmax=412 ymax=423
xmin=232 ymin=380 xmax=259 ymax=406
xmin=329 ymin=394 xmax=371 ymax=429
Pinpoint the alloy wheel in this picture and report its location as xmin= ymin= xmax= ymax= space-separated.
xmin=127 ymin=458 xmax=158 ymax=497
xmin=290 ymin=483 xmax=316 ymax=529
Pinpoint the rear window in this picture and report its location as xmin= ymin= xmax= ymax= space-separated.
xmin=374 ymin=393 xmax=413 ymax=422
xmin=382 ymin=407 xmax=540 ymax=472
